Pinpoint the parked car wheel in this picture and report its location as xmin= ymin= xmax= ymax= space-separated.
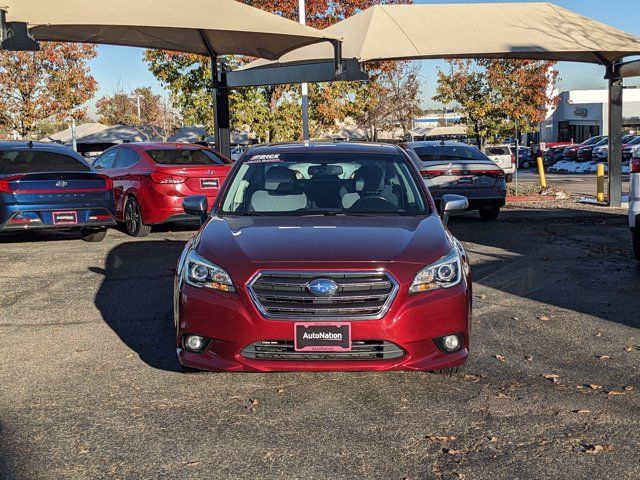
xmin=478 ymin=205 xmax=501 ymax=220
xmin=633 ymin=229 xmax=640 ymax=262
xmin=81 ymin=228 xmax=107 ymax=242
xmin=124 ymin=196 xmax=152 ymax=237
xmin=505 ymin=174 xmax=513 ymax=183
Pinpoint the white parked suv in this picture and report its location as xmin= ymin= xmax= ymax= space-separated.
xmin=484 ymin=145 xmax=516 ymax=182
xmin=630 ymin=149 xmax=640 ymax=261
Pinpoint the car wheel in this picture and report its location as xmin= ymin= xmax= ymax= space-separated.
xmin=478 ymin=206 xmax=501 ymax=220
xmin=124 ymin=196 xmax=152 ymax=237
xmin=80 ymin=228 xmax=107 ymax=242
xmin=633 ymin=230 xmax=640 ymax=262
xmin=505 ymin=174 xmax=513 ymax=183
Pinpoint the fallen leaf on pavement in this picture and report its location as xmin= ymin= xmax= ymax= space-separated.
xmin=624 ymin=346 xmax=633 ymax=352
xmin=624 ymin=386 xmax=634 ymax=391
xmin=537 ymin=315 xmax=550 ymax=321
xmin=594 ymin=333 xmax=602 ymax=337
xmin=588 ymin=384 xmax=603 ymax=390
xmin=186 ymin=462 xmax=199 ymax=467
xmin=572 ymin=409 xmax=591 ymax=414
xmin=489 ymin=436 xmax=498 ymax=442
xmin=543 ymin=374 xmax=560 ymax=383
xmin=460 ymin=374 xmax=482 ymax=382
xmin=495 ymin=354 xmax=506 ymax=362
xmin=607 ymin=390 xmax=625 ymax=396
xmin=525 ymin=355 xmax=533 ymax=362
xmin=596 ymin=355 xmax=611 ymax=360
xmin=442 ymin=448 xmax=463 ymax=455
xmin=428 ymin=435 xmax=457 ymax=442
xmin=581 ymin=444 xmax=612 ymax=454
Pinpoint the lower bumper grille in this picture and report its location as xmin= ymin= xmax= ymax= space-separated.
xmin=241 ymin=340 xmax=404 ymax=361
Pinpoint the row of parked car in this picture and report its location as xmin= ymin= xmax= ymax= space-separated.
xmin=0 ymin=139 xmax=513 ymax=244
xmin=544 ymin=135 xmax=640 ymax=174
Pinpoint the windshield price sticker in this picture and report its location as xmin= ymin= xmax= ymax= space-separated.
xmin=247 ymin=153 xmax=283 ymax=164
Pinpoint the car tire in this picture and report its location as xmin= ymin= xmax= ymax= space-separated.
xmin=478 ymin=206 xmax=501 ymax=220
xmin=505 ymin=174 xmax=513 ymax=183
xmin=633 ymin=229 xmax=640 ymax=262
xmin=80 ymin=228 xmax=107 ymax=242
xmin=124 ymin=196 xmax=152 ymax=237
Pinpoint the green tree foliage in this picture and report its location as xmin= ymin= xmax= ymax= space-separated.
xmin=435 ymin=59 xmax=558 ymax=148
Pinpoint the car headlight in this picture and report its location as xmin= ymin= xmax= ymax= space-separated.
xmin=183 ymin=250 xmax=235 ymax=292
xmin=410 ymin=248 xmax=462 ymax=293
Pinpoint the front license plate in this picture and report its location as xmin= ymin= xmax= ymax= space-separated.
xmin=200 ymin=178 xmax=219 ymax=189
xmin=52 ymin=211 xmax=77 ymax=225
xmin=294 ymin=322 xmax=351 ymax=352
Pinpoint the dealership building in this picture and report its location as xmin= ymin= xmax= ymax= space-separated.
xmin=540 ymin=88 xmax=640 ymax=144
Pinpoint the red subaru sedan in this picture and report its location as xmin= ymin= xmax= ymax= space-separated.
xmin=93 ymin=143 xmax=231 ymax=236
xmin=174 ymin=142 xmax=471 ymax=373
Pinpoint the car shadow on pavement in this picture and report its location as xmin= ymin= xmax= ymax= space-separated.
xmin=448 ymin=207 xmax=640 ymax=330
xmin=91 ymin=239 xmax=187 ymax=372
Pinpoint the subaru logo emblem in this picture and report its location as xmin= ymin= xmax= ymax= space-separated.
xmin=307 ymin=278 xmax=339 ymax=296
xmin=55 ymin=180 xmax=68 ymax=187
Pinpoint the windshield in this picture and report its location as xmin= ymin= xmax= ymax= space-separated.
xmin=219 ymin=152 xmax=428 ymax=216
xmin=412 ymin=145 xmax=489 ymax=162
xmin=582 ymin=136 xmax=604 ymax=146
xmin=0 ymin=149 xmax=90 ymax=175
xmin=147 ymin=149 xmax=230 ymax=165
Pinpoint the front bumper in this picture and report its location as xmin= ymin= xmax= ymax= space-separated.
xmin=176 ymin=279 xmax=471 ymax=372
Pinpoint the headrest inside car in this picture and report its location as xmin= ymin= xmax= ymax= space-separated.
xmin=308 ymin=164 xmax=344 ymax=177
xmin=265 ymin=166 xmax=296 ymax=191
xmin=354 ymin=165 xmax=384 ymax=192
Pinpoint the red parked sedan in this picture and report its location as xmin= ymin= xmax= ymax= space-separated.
xmin=174 ymin=142 xmax=472 ymax=373
xmin=93 ymin=143 xmax=231 ymax=236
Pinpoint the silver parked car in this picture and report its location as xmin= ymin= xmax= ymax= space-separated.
xmin=400 ymin=141 xmax=506 ymax=220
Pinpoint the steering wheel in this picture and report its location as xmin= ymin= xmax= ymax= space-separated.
xmin=350 ymin=195 xmax=396 ymax=212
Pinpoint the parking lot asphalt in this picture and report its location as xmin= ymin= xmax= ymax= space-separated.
xmin=517 ymin=170 xmax=630 ymax=197
xmin=1 ymin=206 xmax=639 ymax=480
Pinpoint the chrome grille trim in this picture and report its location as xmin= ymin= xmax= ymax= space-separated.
xmin=247 ymin=270 xmax=399 ymax=320
xmin=241 ymin=340 xmax=405 ymax=361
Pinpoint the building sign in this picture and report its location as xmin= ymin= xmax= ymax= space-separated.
xmin=574 ymin=107 xmax=588 ymax=118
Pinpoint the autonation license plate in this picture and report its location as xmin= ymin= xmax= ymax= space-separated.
xmin=294 ymin=322 xmax=351 ymax=352
xmin=200 ymin=178 xmax=219 ymax=189
xmin=52 ymin=211 xmax=78 ymax=225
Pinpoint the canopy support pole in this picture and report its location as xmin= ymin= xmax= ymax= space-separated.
xmin=605 ymin=62 xmax=623 ymax=208
xmin=211 ymin=57 xmax=231 ymax=158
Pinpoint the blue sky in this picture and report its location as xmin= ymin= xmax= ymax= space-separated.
xmin=86 ymin=0 xmax=640 ymax=113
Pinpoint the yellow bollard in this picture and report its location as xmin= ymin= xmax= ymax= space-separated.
xmin=596 ymin=163 xmax=605 ymax=203
xmin=536 ymin=156 xmax=547 ymax=188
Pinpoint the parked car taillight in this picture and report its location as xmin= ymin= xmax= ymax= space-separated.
xmin=510 ymin=154 xmax=516 ymax=164
xmin=0 ymin=175 xmax=25 ymax=193
xmin=100 ymin=175 xmax=113 ymax=190
xmin=149 ymin=172 xmax=186 ymax=184
xmin=631 ymin=156 xmax=640 ymax=173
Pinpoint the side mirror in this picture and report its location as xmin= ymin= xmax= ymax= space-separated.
xmin=440 ymin=194 xmax=469 ymax=225
xmin=183 ymin=195 xmax=208 ymax=225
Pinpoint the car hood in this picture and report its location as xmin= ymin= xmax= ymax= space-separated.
xmin=195 ymin=214 xmax=452 ymax=268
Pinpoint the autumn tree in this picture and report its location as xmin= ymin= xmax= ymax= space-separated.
xmin=434 ymin=59 xmax=558 ymax=148
xmin=96 ymin=87 xmax=177 ymax=140
xmin=144 ymin=1 xmax=411 ymax=142
xmin=0 ymin=42 xmax=98 ymax=139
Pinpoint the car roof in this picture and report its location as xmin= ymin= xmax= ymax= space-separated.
xmin=401 ymin=140 xmax=471 ymax=148
xmin=245 ymin=141 xmax=403 ymax=156
xmin=122 ymin=142 xmax=210 ymax=150
xmin=0 ymin=141 xmax=77 ymax=152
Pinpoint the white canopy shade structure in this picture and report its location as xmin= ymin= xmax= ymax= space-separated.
xmin=245 ymin=2 xmax=640 ymax=67
xmin=2 ymin=0 xmax=341 ymax=60
xmin=237 ymin=2 xmax=640 ymax=207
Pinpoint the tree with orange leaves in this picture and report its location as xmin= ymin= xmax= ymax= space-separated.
xmin=0 ymin=42 xmax=98 ymax=139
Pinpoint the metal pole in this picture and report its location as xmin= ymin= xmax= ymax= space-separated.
xmin=298 ymin=0 xmax=310 ymax=140
xmin=607 ymin=74 xmax=623 ymax=207
xmin=71 ymin=118 xmax=77 ymax=152
xmin=212 ymin=56 xmax=231 ymax=158
xmin=514 ymin=123 xmax=519 ymax=195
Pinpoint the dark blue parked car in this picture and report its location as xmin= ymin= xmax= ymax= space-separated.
xmin=0 ymin=141 xmax=116 ymax=241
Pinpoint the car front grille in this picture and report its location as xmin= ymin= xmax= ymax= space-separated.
xmin=247 ymin=271 xmax=398 ymax=320
xmin=241 ymin=340 xmax=404 ymax=361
